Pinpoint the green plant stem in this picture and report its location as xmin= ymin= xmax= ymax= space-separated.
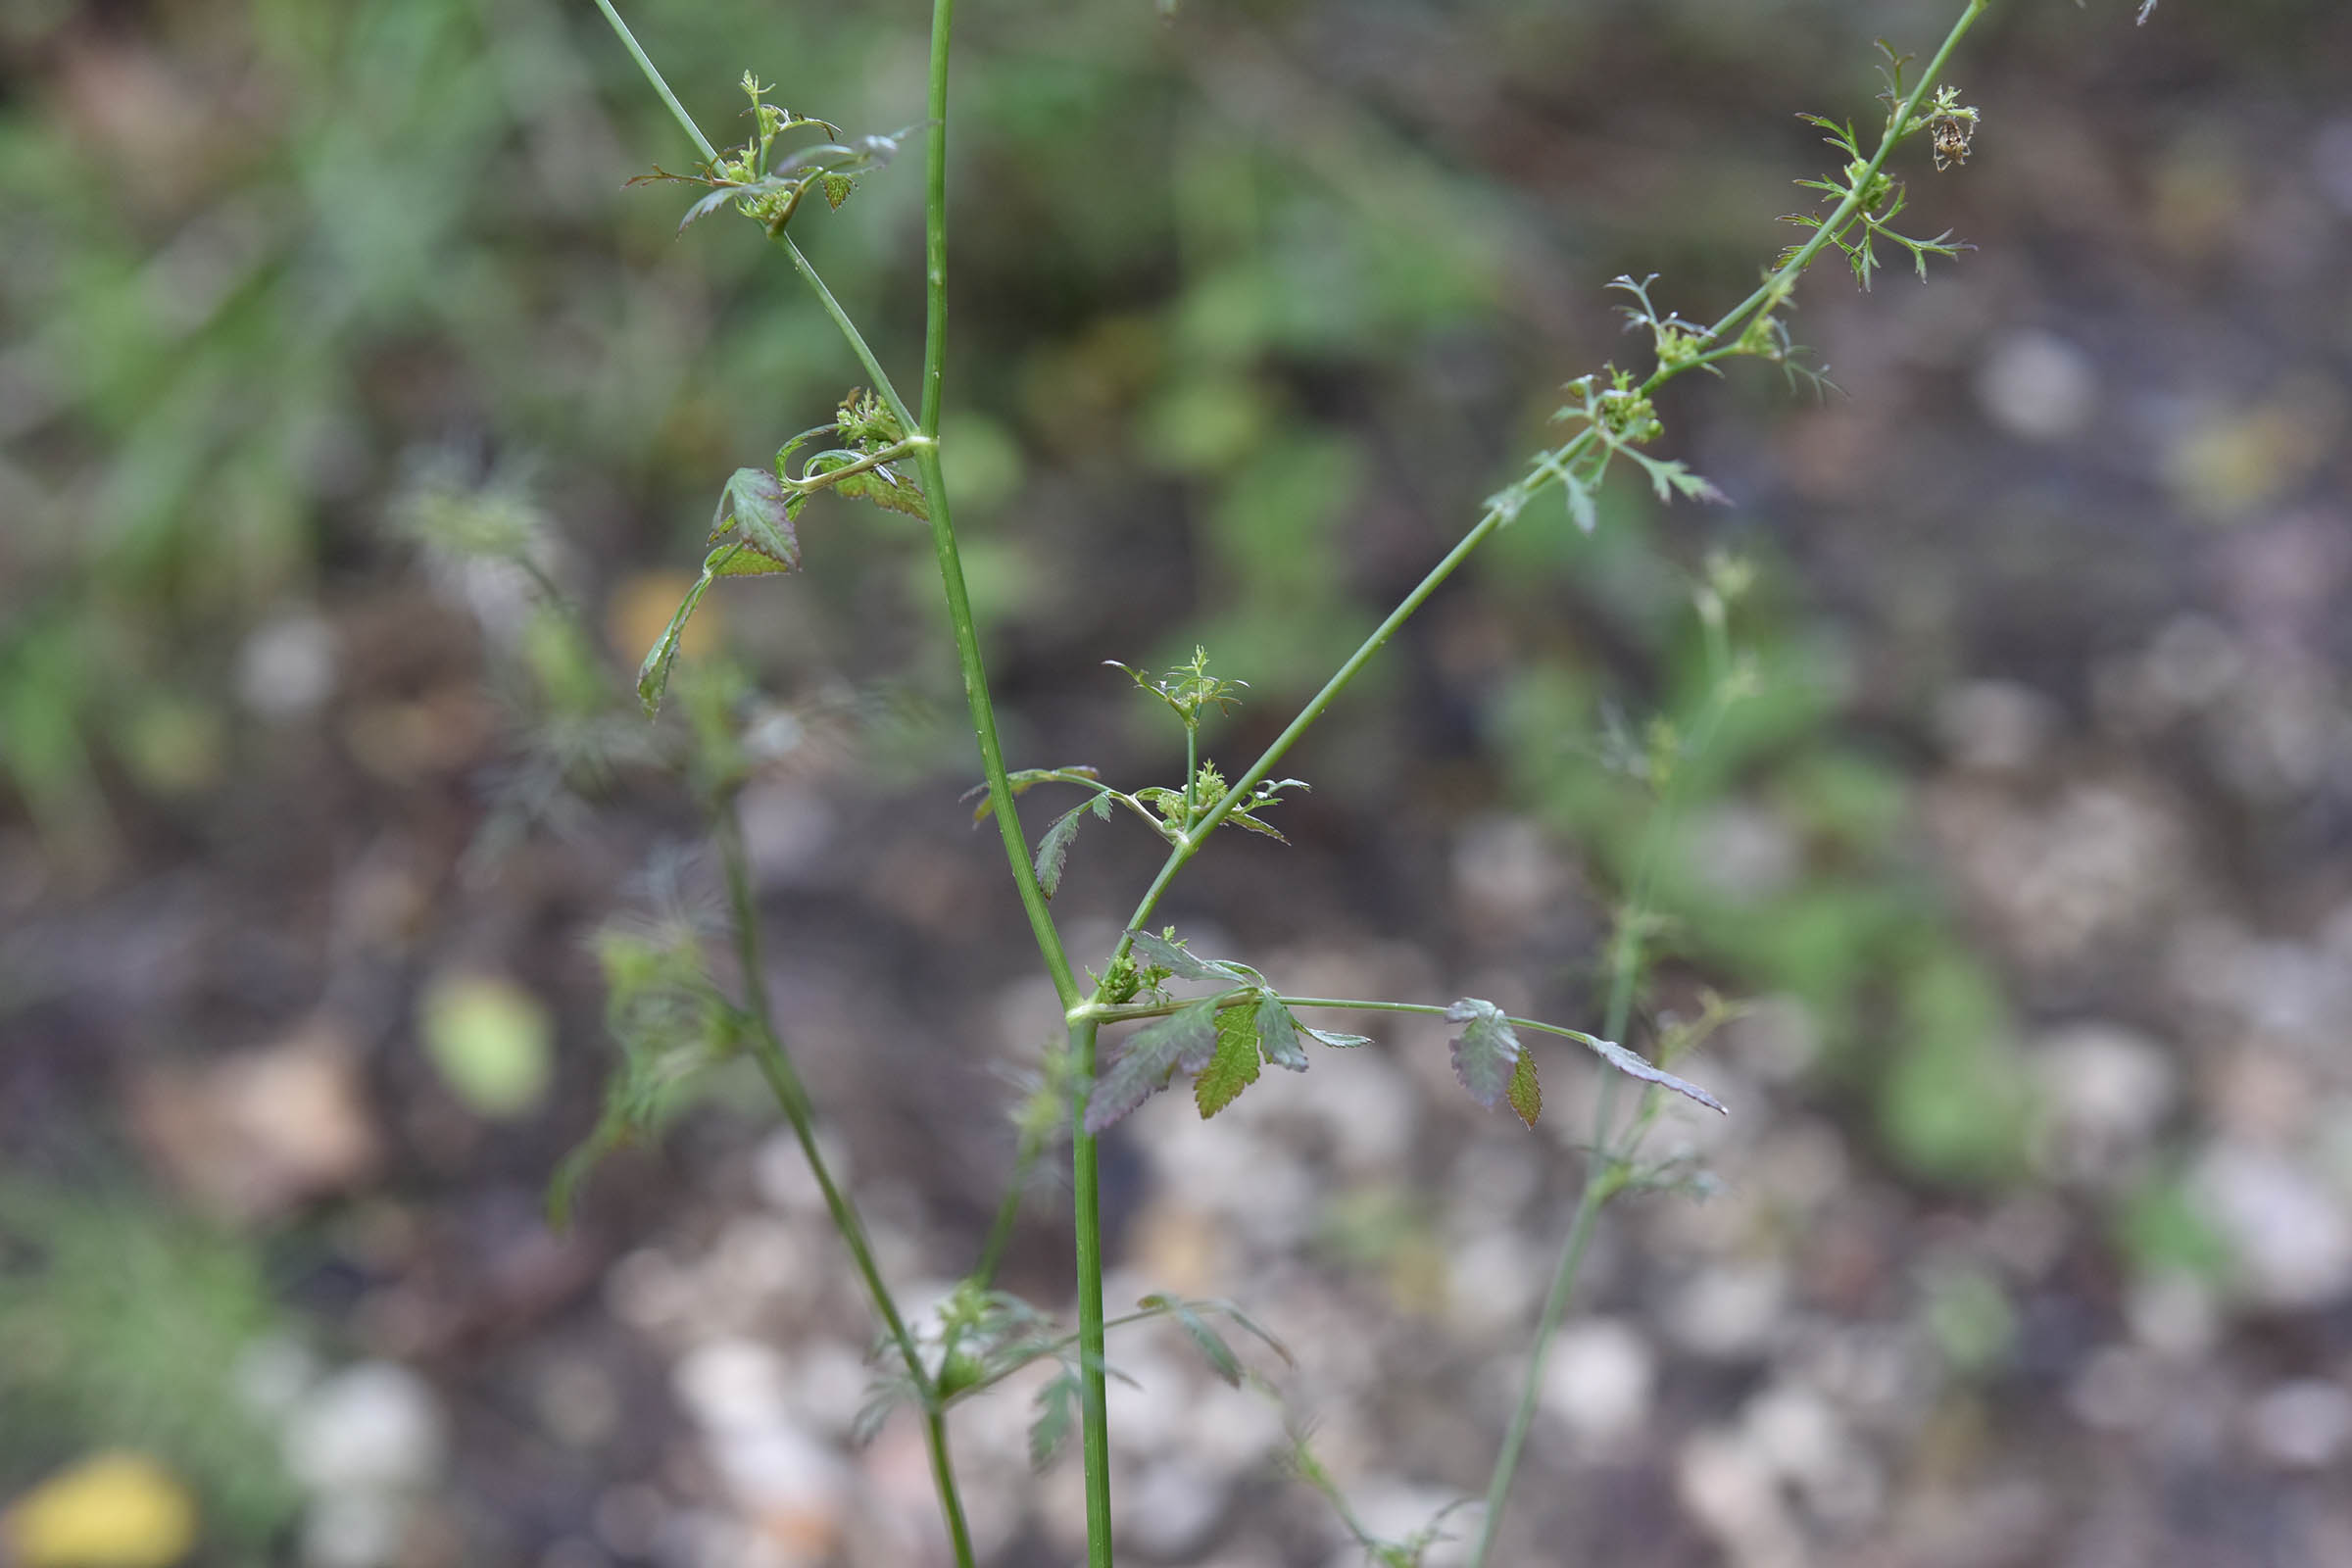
xmin=589 ymin=1 xmax=914 ymax=427
xmin=901 ymin=0 xmax=1110 ymax=1556
xmin=1063 ymin=1011 xmax=1115 ymax=1567
xmin=716 ymin=801 xmax=978 ymax=1568
xmin=1467 ymin=599 xmax=1752 ymax=1568
xmin=1095 ymin=7 xmax=1985 ymax=1553
xmin=782 ymin=435 xmax=921 ymax=495
xmin=1093 ymin=0 xmax=1986 ymax=1029
xmin=1184 ymin=721 xmax=1200 ymax=824
xmin=971 ymin=1123 xmax=1051 ymax=1297
xmin=1113 ymin=494 xmax=1520 ymax=947
xmin=772 ymin=237 xmax=917 ymax=430
xmin=1469 ymin=1108 xmax=1617 ymax=1567
xmin=591 ymin=0 xmax=712 ymax=160
xmin=1089 ymin=996 xmax=1611 ymax=1053
xmin=933 ymin=1118 xmax=1052 ymax=1376
xmin=1664 ymin=0 xmax=1989 ymax=384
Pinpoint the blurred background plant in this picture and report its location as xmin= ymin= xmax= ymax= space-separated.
xmin=4 ymin=0 xmax=2352 ymax=1563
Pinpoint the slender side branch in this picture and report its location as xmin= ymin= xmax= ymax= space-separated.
xmin=778 ymin=235 xmax=916 ymax=431
xmin=715 ymin=804 xmax=979 ymax=1568
xmin=1110 ymin=0 xmax=1989 ymax=982
xmin=1114 ymin=495 xmax=1521 ymax=947
xmin=591 ymin=0 xmax=714 ymax=162
xmin=589 ymin=1 xmax=914 ymax=426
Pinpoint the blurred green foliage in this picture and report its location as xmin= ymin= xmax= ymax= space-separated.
xmin=5 ymin=0 xmax=2066 ymax=1196
xmin=0 ymin=1182 xmax=300 ymax=1550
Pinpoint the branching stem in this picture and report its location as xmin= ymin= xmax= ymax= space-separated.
xmin=596 ymin=3 xmax=1995 ymax=1564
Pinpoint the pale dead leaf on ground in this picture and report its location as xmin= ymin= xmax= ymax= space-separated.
xmin=127 ymin=1014 xmax=380 ymax=1224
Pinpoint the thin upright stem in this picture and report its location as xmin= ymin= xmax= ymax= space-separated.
xmin=715 ymin=803 xmax=978 ymax=1568
xmin=903 ymin=0 xmax=1111 ymax=1555
xmin=1469 ymin=544 xmax=1763 ymax=1568
xmin=1471 ymin=1120 xmax=1616 ymax=1566
xmin=934 ymin=1118 xmax=1052 ymax=1375
xmin=1065 ymin=1015 xmax=1115 ymax=1567
xmin=1183 ymin=722 xmax=1200 ymax=825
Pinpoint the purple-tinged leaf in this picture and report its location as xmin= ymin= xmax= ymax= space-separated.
xmin=678 ymin=181 xmax=754 ymax=232
xmin=1085 ymin=998 xmax=1217 ymax=1134
xmin=1122 ymin=930 xmax=1255 ymax=985
xmin=1446 ymin=998 xmax=1523 ymax=1111
xmin=1125 ymin=928 xmax=1235 ymax=982
xmin=1582 ymin=1033 xmax=1727 ymax=1114
xmin=1195 ymin=1004 xmax=1261 ymax=1118
xmin=1257 ymin=1000 xmax=1307 ymax=1072
xmin=710 ymin=467 xmax=801 ymax=569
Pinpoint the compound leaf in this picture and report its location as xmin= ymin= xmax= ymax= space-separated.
xmin=1195 ymin=1002 xmax=1262 ymax=1118
xmin=1086 ymin=998 xmax=1218 ymax=1133
xmin=1446 ymin=997 xmax=1523 ymax=1112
